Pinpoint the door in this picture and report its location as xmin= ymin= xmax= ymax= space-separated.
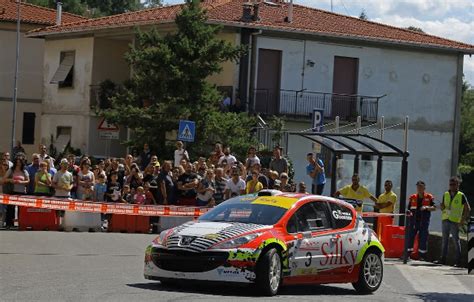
xmin=286 ymin=201 xmax=334 ymax=282
xmin=332 ymin=56 xmax=359 ymax=119
xmin=255 ymin=49 xmax=282 ymax=115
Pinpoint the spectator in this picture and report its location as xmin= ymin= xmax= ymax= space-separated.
xmin=214 ymin=143 xmax=225 ymax=160
xmin=67 ymin=154 xmax=80 ymax=198
xmin=34 ymin=161 xmax=52 ymax=196
xmin=124 ymin=154 xmax=134 ymax=176
xmin=298 ymin=182 xmax=309 ymax=194
xmin=12 ymin=141 xmax=25 ymax=157
xmin=246 ymin=163 xmax=268 ymax=189
xmin=53 ymin=159 xmax=73 ymax=198
xmin=126 ymin=164 xmax=143 ymax=191
xmin=158 ymin=161 xmax=176 ymax=205
xmin=83 ymin=187 xmax=93 ymax=201
xmin=143 ymin=182 xmax=157 ymax=205
xmin=435 ymin=177 xmax=471 ymax=266
xmin=279 ymin=173 xmax=294 ymax=192
xmin=107 ymin=158 xmax=125 ymax=188
xmin=97 ymin=160 xmax=107 ymax=180
xmin=106 ymin=171 xmax=122 ymax=202
xmin=225 ymin=167 xmax=246 ymax=199
xmin=197 ymin=165 xmax=207 ymax=179
xmin=3 ymin=156 xmax=29 ymax=228
xmin=221 ymin=92 xmax=231 ymax=111
xmin=245 ymin=146 xmax=260 ymax=172
xmin=139 ymin=143 xmax=152 ymax=171
xmin=218 ymin=146 xmax=237 ymax=167
xmin=267 ymin=170 xmax=279 ymax=190
xmin=77 ymin=161 xmax=95 ymax=200
xmin=306 ymin=152 xmax=326 ymax=195
xmin=334 ymin=173 xmax=378 ymax=213
xmin=38 ymin=144 xmax=55 ymax=168
xmin=134 ymin=186 xmax=146 ymax=205
xmin=246 ymin=170 xmax=263 ymax=194
xmin=3 ymin=152 xmax=13 ymax=169
xmin=177 ymin=162 xmax=199 ymax=205
xmin=406 ymin=181 xmax=436 ymax=261
xmin=375 ymin=180 xmax=397 ymax=215
xmin=93 ymin=174 xmax=107 ymax=202
xmin=269 ymin=146 xmax=288 ymax=175
xmin=213 ymin=167 xmax=227 ymax=205
xmin=0 ymin=160 xmax=10 ymax=226
xmin=230 ymin=97 xmax=243 ymax=113
xmin=174 ymin=141 xmax=189 ymax=167
xmin=273 ymin=179 xmax=282 ymax=190
xmin=121 ymin=185 xmax=133 ymax=203
xmin=26 ymin=154 xmax=41 ymax=194
xmin=196 ymin=169 xmax=216 ymax=207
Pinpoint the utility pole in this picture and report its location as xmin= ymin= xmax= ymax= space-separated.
xmin=331 ymin=0 xmax=333 ymax=12
xmin=11 ymin=0 xmax=21 ymax=155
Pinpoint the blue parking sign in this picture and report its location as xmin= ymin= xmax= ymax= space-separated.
xmin=178 ymin=120 xmax=195 ymax=142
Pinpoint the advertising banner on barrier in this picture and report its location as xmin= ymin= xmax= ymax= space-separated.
xmin=0 ymin=194 xmax=210 ymax=217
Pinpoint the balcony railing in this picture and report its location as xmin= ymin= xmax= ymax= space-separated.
xmin=252 ymin=89 xmax=384 ymax=122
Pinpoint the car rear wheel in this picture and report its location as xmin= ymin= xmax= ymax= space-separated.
xmin=352 ymin=251 xmax=383 ymax=294
xmin=256 ymin=248 xmax=282 ymax=296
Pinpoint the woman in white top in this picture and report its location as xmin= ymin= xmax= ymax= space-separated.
xmin=174 ymin=141 xmax=189 ymax=167
xmin=77 ymin=161 xmax=95 ymax=200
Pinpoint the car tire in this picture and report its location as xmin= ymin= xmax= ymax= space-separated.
xmin=352 ymin=250 xmax=383 ymax=294
xmin=256 ymin=248 xmax=282 ymax=296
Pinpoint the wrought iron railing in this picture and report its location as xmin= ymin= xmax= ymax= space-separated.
xmin=252 ymin=89 xmax=384 ymax=122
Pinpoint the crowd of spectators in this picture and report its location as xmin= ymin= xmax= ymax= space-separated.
xmin=0 ymin=142 xmax=311 ymax=228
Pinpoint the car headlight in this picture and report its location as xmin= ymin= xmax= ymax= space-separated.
xmin=210 ymin=233 xmax=261 ymax=249
xmin=152 ymin=230 xmax=171 ymax=246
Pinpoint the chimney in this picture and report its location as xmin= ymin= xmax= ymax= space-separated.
xmin=56 ymin=1 xmax=62 ymax=26
xmin=242 ymin=2 xmax=253 ymax=22
xmin=285 ymin=0 xmax=293 ymax=23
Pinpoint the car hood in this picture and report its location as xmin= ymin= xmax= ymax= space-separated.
xmin=163 ymin=221 xmax=268 ymax=252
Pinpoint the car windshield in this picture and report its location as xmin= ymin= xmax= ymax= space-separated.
xmin=198 ymin=202 xmax=287 ymax=225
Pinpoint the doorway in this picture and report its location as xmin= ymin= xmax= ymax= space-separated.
xmin=332 ymin=56 xmax=359 ymax=119
xmin=255 ymin=49 xmax=282 ymax=115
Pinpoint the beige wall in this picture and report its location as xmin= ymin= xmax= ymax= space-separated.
xmin=207 ymin=31 xmax=239 ymax=88
xmin=0 ymin=23 xmax=44 ymax=157
xmin=92 ymin=37 xmax=131 ymax=85
xmin=42 ymin=37 xmax=94 ymax=153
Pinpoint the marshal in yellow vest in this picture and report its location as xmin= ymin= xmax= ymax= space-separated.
xmin=441 ymin=191 xmax=464 ymax=223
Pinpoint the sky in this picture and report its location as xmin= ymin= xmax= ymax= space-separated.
xmin=163 ymin=0 xmax=474 ymax=86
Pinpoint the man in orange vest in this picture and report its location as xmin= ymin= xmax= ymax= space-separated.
xmin=407 ymin=180 xmax=436 ymax=261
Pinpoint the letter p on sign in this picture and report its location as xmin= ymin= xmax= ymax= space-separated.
xmin=312 ymin=109 xmax=324 ymax=132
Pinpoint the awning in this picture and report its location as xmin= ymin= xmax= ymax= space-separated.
xmin=50 ymin=52 xmax=74 ymax=84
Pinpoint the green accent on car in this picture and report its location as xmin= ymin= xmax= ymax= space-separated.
xmin=228 ymin=249 xmax=259 ymax=262
xmin=257 ymin=238 xmax=290 ymax=271
xmin=145 ymin=245 xmax=152 ymax=255
xmin=356 ymin=240 xmax=385 ymax=264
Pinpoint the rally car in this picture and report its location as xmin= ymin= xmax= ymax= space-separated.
xmin=144 ymin=191 xmax=384 ymax=296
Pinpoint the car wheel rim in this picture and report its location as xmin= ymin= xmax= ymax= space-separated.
xmin=363 ymin=254 xmax=382 ymax=288
xmin=269 ymin=253 xmax=281 ymax=292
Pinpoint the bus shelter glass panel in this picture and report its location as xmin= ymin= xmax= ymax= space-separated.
xmin=359 ymin=159 xmax=377 ymax=212
xmin=381 ymin=159 xmax=402 ymax=223
xmin=335 ymin=154 xmax=355 ymax=190
xmin=332 ymin=136 xmax=372 ymax=153
xmin=356 ymin=136 xmax=400 ymax=155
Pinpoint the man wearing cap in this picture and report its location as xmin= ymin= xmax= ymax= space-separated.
xmin=334 ymin=173 xmax=378 ymax=213
xmin=306 ymin=152 xmax=326 ymax=195
xmin=407 ymin=181 xmax=436 ymax=261
xmin=434 ymin=177 xmax=470 ymax=266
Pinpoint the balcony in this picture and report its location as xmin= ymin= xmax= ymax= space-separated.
xmin=252 ymin=89 xmax=384 ymax=122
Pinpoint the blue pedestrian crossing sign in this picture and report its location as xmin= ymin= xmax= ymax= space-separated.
xmin=178 ymin=120 xmax=196 ymax=142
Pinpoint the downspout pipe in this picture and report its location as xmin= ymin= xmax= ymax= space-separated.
xmin=248 ymin=29 xmax=263 ymax=113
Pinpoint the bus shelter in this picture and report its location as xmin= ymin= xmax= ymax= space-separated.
xmin=290 ymin=132 xmax=409 ymax=225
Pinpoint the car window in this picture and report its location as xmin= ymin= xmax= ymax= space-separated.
xmin=288 ymin=202 xmax=332 ymax=233
xmin=329 ymin=202 xmax=354 ymax=229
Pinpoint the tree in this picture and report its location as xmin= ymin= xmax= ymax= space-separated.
xmin=101 ymin=0 xmax=249 ymax=158
xmin=406 ymin=26 xmax=424 ymax=33
xmin=26 ymin=0 xmax=158 ymax=17
xmin=459 ymin=81 xmax=474 ymax=206
xmin=359 ymin=10 xmax=368 ymax=20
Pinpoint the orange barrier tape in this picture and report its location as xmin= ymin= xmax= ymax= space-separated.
xmin=0 ymin=194 xmax=211 ymax=217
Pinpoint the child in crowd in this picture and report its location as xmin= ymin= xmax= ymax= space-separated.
xmin=106 ymin=171 xmax=122 ymax=202
xmin=143 ymin=182 xmax=157 ymax=205
xmin=83 ymin=186 xmax=93 ymax=201
xmin=121 ymin=184 xmax=133 ymax=203
xmin=134 ymin=186 xmax=146 ymax=205
xmin=93 ymin=174 xmax=107 ymax=202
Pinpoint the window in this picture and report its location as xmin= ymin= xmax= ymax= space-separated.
xmin=22 ymin=112 xmax=35 ymax=144
xmin=50 ymin=51 xmax=75 ymax=88
xmin=329 ymin=202 xmax=354 ymax=229
xmin=286 ymin=202 xmax=332 ymax=233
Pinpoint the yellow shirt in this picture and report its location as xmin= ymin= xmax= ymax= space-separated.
xmin=377 ymin=191 xmax=397 ymax=214
xmin=339 ymin=185 xmax=372 ymax=213
xmin=246 ymin=180 xmax=263 ymax=194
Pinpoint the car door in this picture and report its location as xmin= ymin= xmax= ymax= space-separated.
xmin=285 ymin=201 xmax=334 ymax=281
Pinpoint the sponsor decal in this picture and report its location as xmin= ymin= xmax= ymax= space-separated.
xmin=320 ymin=240 xmax=358 ymax=273
xmin=179 ymin=236 xmax=196 ymax=246
xmin=217 ymin=268 xmax=242 ymax=277
xmin=332 ymin=209 xmax=352 ymax=221
xmin=203 ymin=233 xmax=220 ymax=240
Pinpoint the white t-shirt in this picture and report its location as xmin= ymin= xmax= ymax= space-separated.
xmin=218 ymin=154 xmax=237 ymax=166
xmin=174 ymin=149 xmax=189 ymax=167
xmin=225 ymin=178 xmax=246 ymax=196
xmin=246 ymin=156 xmax=260 ymax=168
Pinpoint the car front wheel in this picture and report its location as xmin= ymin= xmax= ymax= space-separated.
xmin=256 ymin=248 xmax=282 ymax=296
xmin=352 ymin=251 xmax=383 ymax=294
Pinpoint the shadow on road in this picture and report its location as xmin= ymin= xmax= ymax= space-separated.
xmin=410 ymin=293 xmax=474 ymax=302
xmin=127 ymin=282 xmax=357 ymax=297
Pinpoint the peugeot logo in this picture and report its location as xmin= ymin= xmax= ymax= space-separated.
xmin=179 ymin=236 xmax=195 ymax=246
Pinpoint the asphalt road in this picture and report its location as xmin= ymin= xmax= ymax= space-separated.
xmin=1 ymin=231 xmax=473 ymax=302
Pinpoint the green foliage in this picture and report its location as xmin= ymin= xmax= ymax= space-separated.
xmin=101 ymin=0 xmax=247 ymax=159
xmin=268 ymin=116 xmax=285 ymax=146
xmin=406 ymin=26 xmax=424 ymax=33
xmin=26 ymin=0 xmax=157 ymax=17
xmin=459 ymin=81 xmax=474 ymax=202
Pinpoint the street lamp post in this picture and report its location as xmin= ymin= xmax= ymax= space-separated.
xmin=11 ymin=0 xmax=21 ymax=155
